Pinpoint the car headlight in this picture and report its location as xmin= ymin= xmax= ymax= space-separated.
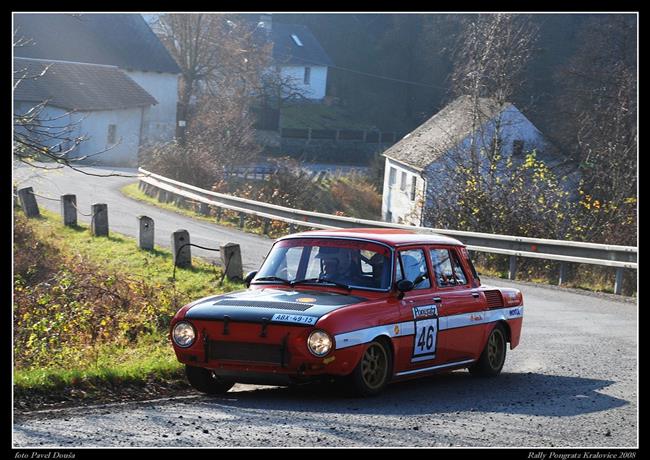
xmin=307 ymin=330 xmax=333 ymax=357
xmin=173 ymin=321 xmax=196 ymax=348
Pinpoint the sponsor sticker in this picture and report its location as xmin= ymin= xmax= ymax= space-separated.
xmin=470 ymin=313 xmax=483 ymax=322
xmin=271 ymin=313 xmax=318 ymax=325
xmin=413 ymin=305 xmax=437 ymax=319
xmin=508 ymin=307 xmax=523 ymax=317
xmin=296 ymin=297 xmax=317 ymax=303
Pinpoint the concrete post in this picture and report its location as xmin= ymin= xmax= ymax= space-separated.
xmin=91 ymin=203 xmax=109 ymax=237
xmin=137 ymin=216 xmax=155 ymax=250
xmin=558 ymin=262 xmax=568 ymax=286
xmin=220 ymin=243 xmax=243 ymax=281
xmin=614 ymin=268 xmax=624 ymax=295
xmin=61 ymin=194 xmax=77 ymax=227
xmin=172 ymin=230 xmax=191 ymax=268
xmin=17 ymin=187 xmax=40 ymax=217
xmin=239 ymin=212 xmax=246 ymax=229
xmin=508 ymin=255 xmax=517 ymax=280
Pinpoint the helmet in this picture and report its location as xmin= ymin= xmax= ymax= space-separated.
xmin=316 ymin=246 xmax=352 ymax=274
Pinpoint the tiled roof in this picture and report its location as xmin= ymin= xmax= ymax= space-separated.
xmin=382 ymin=96 xmax=509 ymax=170
xmin=13 ymin=13 xmax=181 ymax=74
xmin=270 ymin=23 xmax=333 ymax=67
xmin=14 ymin=58 xmax=158 ymax=111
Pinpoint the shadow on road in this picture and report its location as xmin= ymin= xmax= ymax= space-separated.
xmin=196 ymin=370 xmax=628 ymax=418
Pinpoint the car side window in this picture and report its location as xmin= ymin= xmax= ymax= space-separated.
xmin=398 ymin=249 xmax=431 ymax=289
xmin=429 ymin=248 xmax=468 ymax=287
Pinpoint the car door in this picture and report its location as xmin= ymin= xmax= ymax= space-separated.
xmin=427 ymin=246 xmax=486 ymax=363
xmin=393 ymin=246 xmax=443 ymax=372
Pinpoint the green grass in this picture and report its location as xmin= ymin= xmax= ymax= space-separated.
xmin=14 ymin=208 xmax=244 ymax=396
xmin=14 ymin=334 xmax=182 ymax=391
xmin=32 ymin=207 xmax=243 ymax=297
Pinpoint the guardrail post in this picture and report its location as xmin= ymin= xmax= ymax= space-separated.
xmin=289 ymin=223 xmax=296 ymax=233
xmin=614 ymin=268 xmax=624 ymax=295
xmin=239 ymin=212 xmax=246 ymax=229
xmin=172 ymin=230 xmax=191 ymax=268
xmin=216 ymin=208 xmax=223 ymax=222
xmin=91 ymin=203 xmax=108 ymax=237
xmin=558 ymin=262 xmax=568 ymax=286
xmin=137 ymin=216 xmax=154 ymax=250
xmin=199 ymin=202 xmax=209 ymax=216
xmin=61 ymin=194 xmax=77 ymax=227
xmin=17 ymin=187 xmax=40 ymax=218
xmin=220 ymin=243 xmax=243 ymax=281
xmin=508 ymin=255 xmax=517 ymax=280
xmin=263 ymin=218 xmax=271 ymax=235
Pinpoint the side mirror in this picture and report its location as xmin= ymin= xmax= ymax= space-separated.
xmin=396 ymin=279 xmax=414 ymax=299
xmin=244 ymin=271 xmax=258 ymax=288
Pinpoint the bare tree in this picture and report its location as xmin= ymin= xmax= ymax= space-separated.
xmin=552 ymin=15 xmax=637 ymax=245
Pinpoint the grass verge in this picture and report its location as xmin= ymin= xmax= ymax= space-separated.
xmin=14 ymin=208 xmax=244 ymax=411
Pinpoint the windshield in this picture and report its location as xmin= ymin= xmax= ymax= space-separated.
xmin=253 ymin=238 xmax=392 ymax=291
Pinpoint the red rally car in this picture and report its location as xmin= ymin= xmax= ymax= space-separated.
xmin=170 ymin=229 xmax=524 ymax=397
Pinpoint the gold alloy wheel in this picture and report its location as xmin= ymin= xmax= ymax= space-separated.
xmin=360 ymin=342 xmax=389 ymax=390
xmin=487 ymin=328 xmax=506 ymax=370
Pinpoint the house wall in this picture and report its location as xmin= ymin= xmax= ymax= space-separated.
xmin=125 ymin=70 xmax=179 ymax=145
xmin=14 ymin=102 xmax=77 ymax=153
xmin=381 ymin=157 xmax=426 ymax=226
xmin=420 ymin=105 xmax=548 ymax=228
xmin=280 ymin=65 xmax=328 ymax=100
xmin=14 ymin=101 xmax=144 ymax=165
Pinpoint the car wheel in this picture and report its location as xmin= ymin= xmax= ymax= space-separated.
xmin=185 ymin=365 xmax=235 ymax=394
xmin=350 ymin=339 xmax=393 ymax=397
xmin=469 ymin=324 xmax=507 ymax=377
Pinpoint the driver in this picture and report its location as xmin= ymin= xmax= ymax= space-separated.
xmin=317 ymin=247 xmax=352 ymax=283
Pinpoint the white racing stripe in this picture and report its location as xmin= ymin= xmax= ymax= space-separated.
xmin=334 ymin=305 xmax=523 ymax=350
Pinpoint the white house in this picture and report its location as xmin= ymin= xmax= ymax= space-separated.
xmin=381 ymin=95 xmax=556 ymax=226
xmin=14 ymin=58 xmax=157 ymax=165
xmin=13 ymin=13 xmax=181 ymax=161
xmin=255 ymin=17 xmax=332 ymax=101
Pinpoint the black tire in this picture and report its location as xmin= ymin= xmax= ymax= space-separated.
xmin=349 ymin=339 xmax=393 ymax=397
xmin=469 ymin=324 xmax=507 ymax=377
xmin=185 ymin=365 xmax=235 ymax=394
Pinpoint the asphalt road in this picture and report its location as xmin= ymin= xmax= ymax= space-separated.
xmin=12 ymin=163 xmax=638 ymax=448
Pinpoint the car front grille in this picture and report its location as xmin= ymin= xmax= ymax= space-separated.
xmin=207 ymin=340 xmax=289 ymax=366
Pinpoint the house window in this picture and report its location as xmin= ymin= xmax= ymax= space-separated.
xmin=513 ymin=140 xmax=524 ymax=156
xmin=304 ymin=66 xmax=311 ymax=85
xmin=400 ymin=171 xmax=407 ymax=191
xmin=389 ymin=167 xmax=396 ymax=187
xmin=107 ymin=124 xmax=117 ymax=145
xmin=411 ymin=176 xmax=417 ymax=201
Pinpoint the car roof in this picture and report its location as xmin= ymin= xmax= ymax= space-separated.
xmin=279 ymin=228 xmax=465 ymax=247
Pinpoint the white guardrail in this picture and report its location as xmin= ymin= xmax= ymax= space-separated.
xmin=138 ymin=168 xmax=637 ymax=295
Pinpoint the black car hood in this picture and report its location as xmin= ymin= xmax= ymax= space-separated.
xmin=184 ymin=288 xmax=368 ymax=326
